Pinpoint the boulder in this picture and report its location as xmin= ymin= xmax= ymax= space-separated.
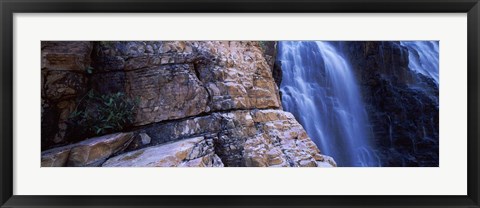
xmin=66 ymin=132 xmax=135 ymax=167
xmin=102 ymin=137 xmax=224 ymax=167
xmin=41 ymin=132 xmax=135 ymax=167
xmin=41 ymin=145 xmax=73 ymax=167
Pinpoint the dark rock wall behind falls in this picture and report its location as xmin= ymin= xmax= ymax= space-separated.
xmin=341 ymin=41 xmax=439 ymax=166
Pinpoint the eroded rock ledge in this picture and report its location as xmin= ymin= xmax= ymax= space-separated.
xmin=42 ymin=109 xmax=336 ymax=167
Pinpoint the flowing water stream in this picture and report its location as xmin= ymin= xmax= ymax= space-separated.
xmin=400 ymin=41 xmax=439 ymax=85
xmin=278 ymin=41 xmax=380 ymax=167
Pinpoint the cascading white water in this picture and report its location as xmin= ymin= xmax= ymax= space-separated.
xmin=400 ymin=41 xmax=439 ymax=85
xmin=278 ymin=41 xmax=380 ymax=167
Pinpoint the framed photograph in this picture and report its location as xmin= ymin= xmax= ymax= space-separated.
xmin=1 ymin=0 xmax=479 ymax=207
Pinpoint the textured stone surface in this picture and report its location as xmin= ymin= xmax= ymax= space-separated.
xmin=41 ymin=109 xmax=336 ymax=167
xmin=43 ymin=71 xmax=87 ymax=101
xmin=41 ymin=41 xmax=93 ymax=147
xmin=140 ymin=115 xmax=221 ymax=147
xmin=102 ymin=137 xmax=224 ymax=167
xmin=194 ymin=41 xmax=281 ymax=112
xmin=41 ymin=132 xmax=134 ymax=167
xmin=66 ymin=132 xmax=135 ymax=167
xmin=41 ymin=145 xmax=73 ymax=167
xmin=103 ymin=110 xmax=333 ymax=167
xmin=126 ymin=109 xmax=335 ymax=167
xmin=125 ymin=64 xmax=209 ymax=125
xmin=316 ymin=155 xmax=337 ymax=167
xmin=343 ymin=41 xmax=439 ymax=166
xmin=90 ymin=71 xmax=126 ymax=94
xmin=90 ymin=41 xmax=281 ymax=126
xmin=244 ymin=110 xmax=332 ymax=167
xmin=42 ymin=41 xmax=93 ymax=72
xmin=258 ymin=41 xmax=277 ymax=69
xmin=125 ymin=132 xmax=152 ymax=151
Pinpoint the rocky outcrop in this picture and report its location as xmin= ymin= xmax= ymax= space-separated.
xmin=129 ymin=110 xmax=335 ymax=166
xmin=91 ymin=41 xmax=281 ymax=126
xmin=41 ymin=109 xmax=335 ymax=167
xmin=41 ymin=145 xmax=73 ymax=167
xmin=41 ymin=41 xmax=282 ymax=145
xmin=103 ymin=137 xmax=224 ymax=167
xmin=258 ymin=41 xmax=277 ymax=68
xmin=107 ymin=109 xmax=335 ymax=167
xmin=67 ymin=132 xmax=135 ymax=166
xmin=41 ymin=41 xmax=93 ymax=148
xmin=246 ymin=110 xmax=335 ymax=167
xmin=342 ymin=41 xmax=439 ymax=166
xmin=41 ymin=41 xmax=336 ymax=167
xmin=257 ymin=41 xmax=282 ymax=88
xmin=272 ymin=60 xmax=283 ymax=88
xmin=125 ymin=64 xmax=209 ymax=125
xmin=41 ymin=132 xmax=134 ymax=167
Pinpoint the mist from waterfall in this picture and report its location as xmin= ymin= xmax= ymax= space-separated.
xmin=278 ymin=41 xmax=380 ymax=167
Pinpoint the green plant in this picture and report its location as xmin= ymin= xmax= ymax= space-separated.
xmin=67 ymin=90 xmax=139 ymax=140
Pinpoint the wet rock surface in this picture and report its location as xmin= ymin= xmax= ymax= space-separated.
xmin=342 ymin=41 xmax=439 ymax=166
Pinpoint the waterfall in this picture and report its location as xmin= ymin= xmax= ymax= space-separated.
xmin=278 ymin=41 xmax=380 ymax=167
xmin=400 ymin=41 xmax=439 ymax=85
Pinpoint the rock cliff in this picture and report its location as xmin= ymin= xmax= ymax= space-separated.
xmin=41 ymin=41 xmax=335 ymax=167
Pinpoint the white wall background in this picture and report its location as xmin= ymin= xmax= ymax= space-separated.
xmin=13 ymin=13 xmax=467 ymax=195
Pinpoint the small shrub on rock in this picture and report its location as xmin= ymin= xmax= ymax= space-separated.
xmin=66 ymin=90 xmax=139 ymax=141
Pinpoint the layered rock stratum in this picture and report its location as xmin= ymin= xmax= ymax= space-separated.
xmin=41 ymin=41 xmax=336 ymax=167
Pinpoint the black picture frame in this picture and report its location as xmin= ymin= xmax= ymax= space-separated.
xmin=1 ymin=0 xmax=479 ymax=207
